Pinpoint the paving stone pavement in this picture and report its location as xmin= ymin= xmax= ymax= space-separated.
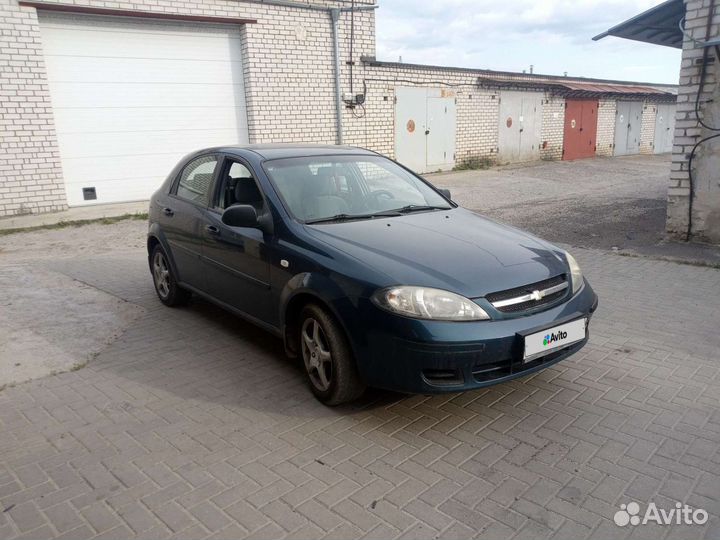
xmin=0 ymin=245 xmax=718 ymax=540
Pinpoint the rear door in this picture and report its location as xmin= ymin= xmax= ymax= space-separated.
xmin=201 ymin=156 xmax=274 ymax=324
xmin=161 ymin=154 xmax=219 ymax=291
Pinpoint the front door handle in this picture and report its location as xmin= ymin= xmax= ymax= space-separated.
xmin=206 ymin=225 xmax=220 ymax=235
xmin=162 ymin=207 xmax=174 ymax=217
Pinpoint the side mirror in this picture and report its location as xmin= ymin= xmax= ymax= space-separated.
xmin=221 ymin=204 xmax=259 ymax=228
xmin=438 ymin=188 xmax=452 ymax=200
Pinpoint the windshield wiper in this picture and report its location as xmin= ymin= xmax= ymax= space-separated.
xmin=392 ymin=204 xmax=451 ymax=214
xmin=305 ymin=210 xmax=402 ymax=224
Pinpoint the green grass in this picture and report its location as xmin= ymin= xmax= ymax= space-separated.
xmin=453 ymin=156 xmax=494 ymax=171
xmin=0 ymin=212 xmax=148 ymax=236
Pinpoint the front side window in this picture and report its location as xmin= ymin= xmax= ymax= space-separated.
xmin=214 ymin=160 xmax=264 ymax=211
xmin=175 ymin=155 xmax=217 ymax=206
xmin=264 ymin=155 xmax=450 ymax=222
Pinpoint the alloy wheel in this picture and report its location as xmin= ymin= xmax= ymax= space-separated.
xmin=153 ymin=250 xmax=171 ymax=299
xmin=301 ymin=317 xmax=333 ymax=391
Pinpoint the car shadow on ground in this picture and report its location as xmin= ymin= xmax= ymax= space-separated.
xmin=45 ymin=253 xmax=553 ymax=421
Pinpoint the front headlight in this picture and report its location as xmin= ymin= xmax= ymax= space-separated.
xmin=372 ymin=286 xmax=490 ymax=321
xmin=565 ymin=251 xmax=583 ymax=295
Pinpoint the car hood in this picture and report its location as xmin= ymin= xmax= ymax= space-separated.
xmin=303 ymin=208 xmax=569 ymax=298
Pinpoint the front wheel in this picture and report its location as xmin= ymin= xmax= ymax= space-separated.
xmin=299 ymin=304 xmax=365 ymax=405
xmin=151 ymin=244 xmax=190 ymax=307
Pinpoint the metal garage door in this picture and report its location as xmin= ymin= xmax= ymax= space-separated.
xmin=654 ymin=103 xmax=676 ymax=154
xmin=395 ymin=87 xmax=456 ymax=173
xmin=38 ymin=12 xmax=249 ymax=206
xmin=562 ymin=99 xmax=598 ymax=160
xmin=498 ymin=91 xmax=543 ymax=163
xmin=614 ymin=101 xmax=643 ymax=156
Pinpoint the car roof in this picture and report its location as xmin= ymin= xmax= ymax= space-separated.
xmin=198 ymin=144 xmax=379 ymax=160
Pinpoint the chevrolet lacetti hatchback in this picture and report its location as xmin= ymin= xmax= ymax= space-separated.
xmin=148 ymin=145 xmax=598 ymax=405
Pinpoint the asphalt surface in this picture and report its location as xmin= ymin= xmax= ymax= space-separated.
xmin=430 ymin=154 xmax=670 ymax=251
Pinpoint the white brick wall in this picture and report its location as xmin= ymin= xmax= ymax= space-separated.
xmin=0 ymin=0 xmax=376 ymax=217
xmin=0 ymin=0 xmax=66 ymax=216
xmin=667 ymin=0 xmax=720 ymax=242
xmin=540 ymin=95 xmax=564 ymax=161
xmin=596 ymin=99 xmax=616 ymax=157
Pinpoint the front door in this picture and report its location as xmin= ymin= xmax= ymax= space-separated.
xmin=498 ymin=91 xmax=543 ymax=163
xmin=426 ymin=93 xmax=457 ymax=171
xmin=654 ymin=103 xmax=676 ymax=154
xmin=162 ymin=154 xmax=219 ymax=291
xmin=563 ymin=99 xmax=598 ymax=160
xmin=201 ymin=157 xmax=273 ymax=324
xmin=394 ymin=87 xmax=457 ymax=173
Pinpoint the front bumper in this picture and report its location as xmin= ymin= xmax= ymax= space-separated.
xmin=350 ymin=281 xmax=598 ymax=394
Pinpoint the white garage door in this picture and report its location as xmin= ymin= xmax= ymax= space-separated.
xmin=38 ymin=12 xmax=249 ymax=206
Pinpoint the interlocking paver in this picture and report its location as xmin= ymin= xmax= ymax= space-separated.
xmin=1 ymin=189 xmax=719 ymax=540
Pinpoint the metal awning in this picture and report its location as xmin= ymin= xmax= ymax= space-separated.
xmin=592 ymin=0 xmax=684 ymax=49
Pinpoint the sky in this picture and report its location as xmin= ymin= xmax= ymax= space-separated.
xmin=374 ymin=0 xmax=682 ymax=84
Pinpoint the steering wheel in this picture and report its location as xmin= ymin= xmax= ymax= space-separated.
xmin=369 ymin=189 xmax=395 ymax=202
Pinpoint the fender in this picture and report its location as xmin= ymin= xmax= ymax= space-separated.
xmin=279 ymin=272 xmax=363 ymax=359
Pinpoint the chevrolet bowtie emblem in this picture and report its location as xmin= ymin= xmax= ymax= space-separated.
xmin=530 ymin=290 xmax=543 ymax=301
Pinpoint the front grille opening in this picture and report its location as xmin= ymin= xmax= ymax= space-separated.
xmin=498 ymin=290 xmax=566 ymax=313
xmin=422 ymin=368 xmax=464 ymax=386
xmin=486 ymin=274 xmax=568 ymax=314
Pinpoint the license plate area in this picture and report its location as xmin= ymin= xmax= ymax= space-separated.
xmin=522 ymin=317 xmax=587 ymax=362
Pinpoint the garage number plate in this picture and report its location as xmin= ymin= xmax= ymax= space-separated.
xmin=523 ymin=318 xmax=587 ymax=362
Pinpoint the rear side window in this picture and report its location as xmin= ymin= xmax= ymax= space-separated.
xmin=175 ymin=155 xmax=217 ymax=206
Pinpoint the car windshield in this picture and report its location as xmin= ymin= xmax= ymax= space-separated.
xmin=263 ymin=155 xmax=452 ymax=223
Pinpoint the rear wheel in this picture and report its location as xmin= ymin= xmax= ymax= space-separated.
xmin=151 ymin=244 xmax=190 ymax=307
xmin=299 ymin=304 xmax=365 ymax=405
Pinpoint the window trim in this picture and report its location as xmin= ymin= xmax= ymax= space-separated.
xmin=208 ymin=155 xmax=267 ymax=215
xmin=170 ymin=153 xmax=220 ymax=209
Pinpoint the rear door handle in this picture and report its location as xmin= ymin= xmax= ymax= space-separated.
xmin=206 ymin=225 xmax=220 ymax=235
xmin=162 ymin=207 xmax=174 ymax=217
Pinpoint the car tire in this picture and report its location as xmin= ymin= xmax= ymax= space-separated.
xmin=150 ymin=244 xmax=191 ymax=307
xmin=299 ymin=304 xmax=365 ymax=406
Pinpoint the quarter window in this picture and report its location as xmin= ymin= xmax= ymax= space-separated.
xmin=176 ymin=155 xmax=217 ymax=206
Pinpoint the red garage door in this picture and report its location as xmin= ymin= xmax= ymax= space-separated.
xmin=562 ymin=99 xmax=598 ymax=160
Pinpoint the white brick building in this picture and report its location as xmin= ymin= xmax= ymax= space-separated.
xmin=1 ymin=0 xmax=678 ymax=217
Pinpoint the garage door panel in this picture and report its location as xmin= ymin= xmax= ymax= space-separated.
xmin=40 ymin=23 xmax=242 ymax=62
xmin=44 ymin=56 xmax=243 ymax=84
xmin=39 ymin=12 xmax=249 ymax=206
xmin=46 ymin=82 xmax=244 ymax=109
xmin=58 ymin=129 xmax=241 ymax=159
xmin=52 ymin=107 xmax=243 ymax=135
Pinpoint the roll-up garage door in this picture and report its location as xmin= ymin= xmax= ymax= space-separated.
xmin=38 ymin=12 xmax=249 ymax=206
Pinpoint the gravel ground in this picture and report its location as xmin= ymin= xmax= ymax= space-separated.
xmin=428 ymin=154 xmax=670 ymax=251
xmin=0 ymin=221 xmax=146 ymax=387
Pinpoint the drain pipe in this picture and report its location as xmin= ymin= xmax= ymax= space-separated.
xmin=330 ymin=8 xmax=343 ymax=145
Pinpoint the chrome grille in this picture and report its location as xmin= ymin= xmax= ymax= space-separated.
xmin=486 ymin=274 xmax=568 ymax=313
